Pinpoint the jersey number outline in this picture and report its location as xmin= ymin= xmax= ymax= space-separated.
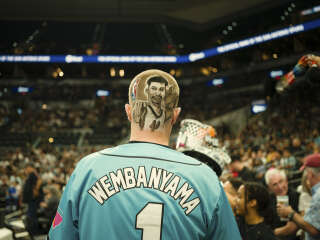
xmin=135 ymin=202 xmax=164 ymax=240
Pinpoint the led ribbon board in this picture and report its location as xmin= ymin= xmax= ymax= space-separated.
xmin=1 ymin=18 xmax=320 ymax=64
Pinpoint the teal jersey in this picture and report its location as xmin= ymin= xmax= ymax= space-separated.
xmin=48 ymin=142 xmax=241 ymax=239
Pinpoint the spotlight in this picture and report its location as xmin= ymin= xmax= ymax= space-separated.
xmin=119 ymin=69 xmax=125 ymax=77
xmin=110 ymin=68 xmax=116 ymax=77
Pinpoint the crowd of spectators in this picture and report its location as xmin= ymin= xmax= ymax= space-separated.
xmin=0 ymin=76 xmax=258 ymax=149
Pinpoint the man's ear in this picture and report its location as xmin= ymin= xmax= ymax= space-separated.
xmin=171 ymin=107 xmax=181 ymax=125
xmin=125 ymin=104 xmax=132 ymax=122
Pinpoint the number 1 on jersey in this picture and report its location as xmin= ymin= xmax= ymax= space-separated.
xmin=136 ymin=202 xmax=164 ymax=240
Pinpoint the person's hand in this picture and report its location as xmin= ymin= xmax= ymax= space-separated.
xmin=277 ymin=203 xmax=293 ymax=218
xmin=306 ymin=54 xmax=320 ymax=67
xmin=297 ymin=55 xmax=309 ymax=67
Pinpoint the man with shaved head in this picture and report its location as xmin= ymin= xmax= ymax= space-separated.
xmin=48 ymin=69 xmax=241 ymax=240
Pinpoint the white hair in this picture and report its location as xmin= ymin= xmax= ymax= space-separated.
xmin=265 ymin=168 xmax=287 ymax=186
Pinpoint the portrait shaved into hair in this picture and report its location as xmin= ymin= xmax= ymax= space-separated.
xmin=129 ymin=70 xmax=179 ymax=131
xmin=145 ymin=76 xmax=168 ymax=130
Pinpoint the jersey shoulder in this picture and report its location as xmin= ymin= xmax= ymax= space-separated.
xmin=99 ymin=142 xmax=204 ymax=166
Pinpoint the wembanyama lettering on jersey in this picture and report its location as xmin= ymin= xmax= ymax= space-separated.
xmin=88 ymin=166 xmax=200 ymax=215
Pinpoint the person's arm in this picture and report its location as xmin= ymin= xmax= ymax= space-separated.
xmin=291 ymin=211 xmax=320 ymax=236
xmin=274 ymin=221 xmax=298 ymax=236
xmin=277 ymin=204 xmax=320 ymax=236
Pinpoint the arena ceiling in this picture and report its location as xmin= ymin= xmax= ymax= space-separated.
xmin=1 ymin=0 xmax=290 ymax=30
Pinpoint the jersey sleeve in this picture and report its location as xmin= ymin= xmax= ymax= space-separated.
xmin=206 ymin=184 xmax=242 ymax=240
xmin=47 ymin=171 xmax=80 ymax=240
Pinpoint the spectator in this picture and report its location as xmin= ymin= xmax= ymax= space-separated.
xmin=265 ymin=168 xmax=299 ymax=240
xmin=236 ymin=182 xmax=276 ymax=240
xmin=298 ymin=171 xmax=312 ymax=216
xmin=290 ymin=137 xmax=306 ymax=162
xmin=38 ymin=185 xmax=60 ymax=232
xmin=297 ymin=171 xmax=312 ymax=240
xmin=6 ymin=180 xmax=19 ymax=212
xmin=277 ymin=153 xmax=320 ymax=240
xmin=22 ymin=163 xmax=43 ymax=236
xmin=229 ymin=154 xmax=256 ymax=182
xmin=279 ymin=148 xmax=297 ymax=170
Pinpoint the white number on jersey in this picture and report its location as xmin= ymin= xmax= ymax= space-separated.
xmin=136 ymin=202 xmax=164 ymax=240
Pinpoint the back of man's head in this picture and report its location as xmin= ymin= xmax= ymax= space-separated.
xmin=127 ymin=69 xmax=180 ymax=132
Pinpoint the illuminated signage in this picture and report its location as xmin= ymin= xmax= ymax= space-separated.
xmin=1 ymin=18 xmax=320 ymax=63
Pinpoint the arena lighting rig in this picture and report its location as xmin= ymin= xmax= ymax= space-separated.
xmin=1 ymin=18 xmax=320 ymax=64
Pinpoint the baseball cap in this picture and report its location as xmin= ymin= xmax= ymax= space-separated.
xmin=300 ymin=153 xmax=320 ymax=171
xmin=128 ymin=69 xmax=180 ymax=130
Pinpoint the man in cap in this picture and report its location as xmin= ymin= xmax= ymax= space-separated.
xmin=48 ymin=70 xmax=241 ymax=239
xmin=277 ymin=153 xmax=320 ymax=240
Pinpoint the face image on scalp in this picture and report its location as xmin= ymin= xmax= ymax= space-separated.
xmin=146 ymin=77 xmax=168 ymax=117
xmin=129 ymin=70 xmax=179 ymax=131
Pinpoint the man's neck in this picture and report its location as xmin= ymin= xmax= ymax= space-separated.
xmin=130 ymin=126 xmax=170 ymax=146
xmin=130 ymin=135 xmax=169 ymax=146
